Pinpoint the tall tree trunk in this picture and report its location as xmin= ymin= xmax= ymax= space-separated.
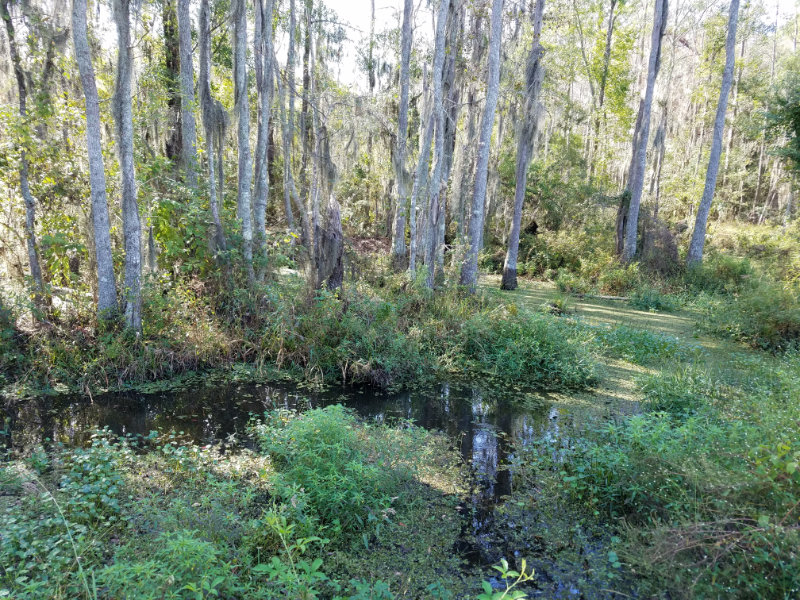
xmin=199 ymin=0 xmax=227 ymax=253
xmin=282 ymin=0 xmax=311 ymax=247
xmin=501 ymin=0 xmax=545 ymax=291
xmin=589 ymin=0 xmax=617 ymax=181
xmin=112 ymin=0 xmax=143 ymax=332
xmin=163 ymin=0 xmax=182 ymax=163
xmin=299 ymin=0 xmax=313 ymax=225
xmin=177 ymin=0 xmax=198 ymax=185
xmin=2 ymin=0 xmax=45 ymax=308
xmin=233 ymin=0 xmax=254 ymax=282
xmin=459 ymin=0 xmax=503 ymax=290
xmin=687 ymin=0 xmax=739 ymax=265
xmin=282 ymin=0 xmax=297 ymax=234
xmin=72 ymin=0 xmax=118 ymax=318
xmin=452 ymin=5 xmax=486 ymax=242
xmin=621 ymin=0 xmax=668 ymax=263
xmin=408 ymin=113 xmax=434 ymax=274
xmin=423 ymin=0 xmax=451 ymax=289
xmin=437 ymin=0 xmax=464 ymax=279
xmin=754 ymin=1 xmax=778 ymax=216
xmin=253 ymin=0 xmax=274 ymax=276
xmin=391 ymin=0 xmax=413 ymax=269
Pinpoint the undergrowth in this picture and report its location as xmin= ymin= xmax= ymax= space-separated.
xmin=0 ymin=409 xmax=519 ymax=599
xmin=512 ymin=350 xmax=800 ymax=599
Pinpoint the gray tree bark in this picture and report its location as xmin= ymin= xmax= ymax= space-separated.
xmin=686 ymin=0 xmax=739 ymax=265
xmin=459 ymin=0 xmax=504 ymax=290
xmin=408 ymin=110 xmax=434 ymax=275
xmin=621 ymin=0 xmax=668 ymax=263
xmin=436 ymin=0 xmax=464 ymax=279
xmin=452 ymin=5 xmax=486 ymax=242
xmin=2 ymin=0 xmax=45 ymax=307
xmin=314 ymin=198 xmax=343 ymax=291
xmin=163 ymin=0 xmax=182 ymax=163
xmin=112 ymin=0 xmax=143 ymax=332
xmin=282 ymin=0 xmax=311 ymax=248
xmin=423 ymin=0 xmax=451 ymax=289
xmin=501 ymin=0 xmax=545 ymax=291
xmin=253 ymin=0 xmax=275 ymax=275
xmin=232 ymin=0 xmax=255 ymax=282
xmin=390 ymin=0 xmax=413 ymax=269
xmin=199 ymin=0 xmax=227 ymax=253
xmin=72 ymin=0 xmax=119 ymax=317
xmin=177 ymin=0 xmax=198 ymax=185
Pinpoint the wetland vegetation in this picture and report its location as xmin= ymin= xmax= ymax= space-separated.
xmin=2 ymin=0 xmax=800 ymax=596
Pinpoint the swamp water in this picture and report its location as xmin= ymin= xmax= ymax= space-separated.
xmin=3 ymin=380 xmax=637 ymax=598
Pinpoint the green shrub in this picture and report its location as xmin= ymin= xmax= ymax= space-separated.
xmin=459 ymin=309 xmax=598 ymax=390
xmin=594 ymin=325 xmax=701 ymax=365
xmin=628 ymin=287 xmax=677 ymax=312
xmin=554 ymin=268 xmax=593 ymax=295
xmin=597 ymin=263 xmax=639 ymax=295
xmin=0 ymin=432 xmax=132 ymax=596
xmin=702 ymin=280 xmax=800 ymax=351
xmin=97 ymin=531 xmax=238 ymax=599
xmin=251 ymin=406 xmax=413 ymax=544
xmin=638 ymin=367 xmax=720 ymax=416
xmin=685 ymin=254 xmax=754 ymax=294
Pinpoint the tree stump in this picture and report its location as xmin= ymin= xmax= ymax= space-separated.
xmin=314 ymin=196 xmax=344 ymax=291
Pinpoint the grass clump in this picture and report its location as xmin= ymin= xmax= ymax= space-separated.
xmin=458 ymin=308 xmax=598 ymax=390
xmin=96 ymin=531 xmax=238 ymax=599
xmin=699 ymin=280 xmax=800 ymax=351
xmin=628 ymin=286 xmax=678 ymax=312
xmin=593 ymin=324 xmax=701 ymax=366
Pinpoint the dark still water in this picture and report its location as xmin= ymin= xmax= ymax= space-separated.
xmin=2 ymin=380 xmax=634 ymax=598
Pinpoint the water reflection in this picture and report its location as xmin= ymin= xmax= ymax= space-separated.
xmin=2 ymin=380 xmax=633 ymax=596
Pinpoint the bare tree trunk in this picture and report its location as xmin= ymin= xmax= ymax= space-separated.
xmin=687 ymin=0 xmax=739 ymax=265
xmin=72 ymin=0 xmax=118 ymax=318
xmin=299 ymin=0 xmax=313 ymax=223
xmin=112 ymin=0 xmax=143 ymax=332
xmin=408 ymin=114 xmax=434 ymax=276
xmin=2 ymin=0 xmax=45 ymax=307
xmin=177 ymin=0 xmax=198 ymax=185
xmin=459 ymin=0 xmax=503 ymax=290
xmin=233 ymin=0 xmax=254 ymax=282
xmin=621 ymin=0 xmax=668 ymax=263
xmin=253 ymin=0 xmax=274 ymax=276
xmin=282 ymin=0 xmax=311 ymax=248
xmin=589 ymin=0 xmax=617 ymax=182
xmin=436 ymin=0 xmax=465 ymax=280
xmin=163 ymin=0 xmax=182 ymax=163
xmin=391 ymin=0 xmax=413 ymax=269
xmin=423 ymin=0 xmax=451 ymax=289
xmin=200 ymin=0 xmax=227 ymax=253
xmin=501 ymin=0 xmax=545 ymax=291
xmin=754 ymin=2 xmax=778 ymax=216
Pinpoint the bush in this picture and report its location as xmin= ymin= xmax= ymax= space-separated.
xmin=97 ymin=531 xmax=238 ymax=600
xmin=685 ymin=254 xmax=754 ymax=294
xmin=459 ymin=308 xmax=598 ymax=390
xmin=597 ymin=263 xmax=639 ymax=295
xmin=251 ymin=406 xmax=414 ymax=544
xmin=594 ymin=325 xmax=701 ymax=365
xmin=628 ymin=287 xmax=677 ymax=312
xmin=702 ymin=280 xmax=800 ymax=351
xmin=555 ymin=268 xmax=593 ymax=295
xmin=638 ymin=367 xmax=720 ymax=416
